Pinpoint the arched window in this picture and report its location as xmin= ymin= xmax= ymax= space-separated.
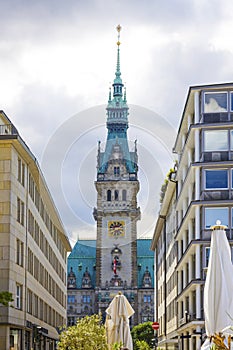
xmin=107 ymin=190 xmax=111 ymax=201
xmin=122 ymin=189 xmax=127 ymax=201
xmin=115 ymin=190 xmax=119 ymax=201
xmin=114 ymin=166 xmax=120 ymax=176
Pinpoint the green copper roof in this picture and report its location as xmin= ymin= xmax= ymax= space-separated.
xmin=68 ymin=240 xmax=96 ymax=289
xmin=67 ymin=239 xmax=154 ymax=289
xmin=137 ymin=239 xmax=154 ymax=288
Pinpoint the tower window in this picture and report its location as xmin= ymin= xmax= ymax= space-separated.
xmin=114 ymin=166 xmax=120 ymax=176
xmin=122 ymin=190 xmax=127 ymax=201
xmin=115 ymin=190 xmax=119 ymax=201
xmin=107 ymin=190 xmax=111 ymax=202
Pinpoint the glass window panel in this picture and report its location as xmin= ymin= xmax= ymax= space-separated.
xmin=230 ymin=92 xmax=233 ymax=111
xmin=204 ymin=130 xmax=228 ymax=151
xmin=205 ymin=169 xmax=228 ymax=189
xmin=205 ymin=247 xmax=210 ymax=267
xmin=205 ymin=207 xmax=228 ymax=228
xmin=204 ymin=92 xmax=228 ymax=113
xmin=107 ymin=190 xmax=111 ymax=201
xmin=230 ymin=131 xmax=233 ymax=150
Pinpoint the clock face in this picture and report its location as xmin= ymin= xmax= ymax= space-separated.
xmin=108 ymin=221 xmax=125 ymax=237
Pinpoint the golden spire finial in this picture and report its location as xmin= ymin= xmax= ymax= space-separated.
xmin=116 ymin=24 xmax=121 ymax=46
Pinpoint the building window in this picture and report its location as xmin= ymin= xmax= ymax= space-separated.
xmin=230 ymin=92 xmax=233 ymax=111
xmin=205 ymin=247 xmax=210 ymax=267
xmin=17 ymin=198 xmax=24 ymax=226
xmin=83 ymin=295 xmax=90 ymax=303
xmin=17 ymin=158 xmax=25 ymax=186
xmin=114 ymin=190 xmax=119 ymax=201
xmin=204 ymin=92 xmax=228 ymax=113
xmin=205 ymin=169 xmax=228 ymax=189
xmin=16 ymin=284 xmax=22 ymax=309
xmin=68 ymin=295 xmax=75 ymax=303
xmin=16 ymin=239 xmax=24 ymax=267
xmin=122 ymin=189 xmax=127 ymax=201
xmin=231 ymin=208 xmax=233 ymax=228
xmin=230 ymin=131 xmax=233 ymax=150
xmin=114 ymin=166 xmax=120 ymax=176
xmin=68 ymin=317 xmax=75 ymax=326
xmin=143 ymin=295 xmax=151 ymax=303
xmin=204 ymin=130 xmax=228 ymax=151
xmin=204 ymin=207 xmax=228 ymax=228
xmin=107 ymin=190 xmax=111 ymax=201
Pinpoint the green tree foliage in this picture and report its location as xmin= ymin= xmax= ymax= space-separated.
xmin=131 ymin=322 xmax=154 ymax=350
xmin=57 ymin=314 xmax=108 ymax=350
xmin=111 ymin=342 xmax=123 ymax=350
xmin=135 ymin=340 xmax=151 ymax=350
xmin=0 ymin=291 xmax=13 ymax=306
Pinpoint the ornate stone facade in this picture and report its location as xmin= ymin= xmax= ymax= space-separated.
xmin=67 ymin=26 xmax=154 ymax=327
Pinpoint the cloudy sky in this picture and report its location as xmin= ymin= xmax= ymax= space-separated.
xmin=2 ymin=0 xmax=233 ymax=245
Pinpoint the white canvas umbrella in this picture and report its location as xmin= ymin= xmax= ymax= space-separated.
xmin=105 ymin=292 xmax=134 ymax=350
xmin=202 ymin=221 xmax=233 ymax=349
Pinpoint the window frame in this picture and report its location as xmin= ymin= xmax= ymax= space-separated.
xmin=203 ymin=91 xmax=228 ymax=113
xmin=16 ymin=239 xmax=24 ymax=267
xmin=205 ymin=247 xmax=210 ymax=267
xmin=16 ymin=284 xmax=22 ymax=309
xmin=204 ymin=169 xmax=228 ymax=190
xmin=230 ymin=92 xmax=233 ymax=112
xmin=203 ymin=129 xmax=229 ymax=152
xmin=204 ymin=207 xmax=229 ymax=229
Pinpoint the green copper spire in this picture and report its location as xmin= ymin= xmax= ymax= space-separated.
xmin=114 ymin=24 xmax=122 ymax=84
xmin=113 ymin=24 xmax=123 ymax=97
xmin=124 ymin=86 xmax=127 ymax=103
xmin=97 ymin=25 xmax=137 ymax=177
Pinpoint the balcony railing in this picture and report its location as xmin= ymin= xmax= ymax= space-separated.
xmin=0 ymin=124 xmax=18 ymax=135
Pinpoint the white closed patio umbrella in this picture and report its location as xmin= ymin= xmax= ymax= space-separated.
xmin=202 ymin=221 xmax=233 ymax=350
xmin=105 ymin=292 xmax=134 ymax=350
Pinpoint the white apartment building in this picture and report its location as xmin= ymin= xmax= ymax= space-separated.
xmin=0 ymin=111 xmax=71 ymax=350
xmin=151 ymin=82 xmax=233 ymax=350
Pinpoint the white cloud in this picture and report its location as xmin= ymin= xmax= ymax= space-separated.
xmin=1 ymin=0 xmax=233 ymax=241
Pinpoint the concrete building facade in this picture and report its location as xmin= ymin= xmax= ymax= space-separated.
xmin=152 ymin=83 xmax=233 ymax=350
xmin=0 ymin=111 xmax=71 ymax=350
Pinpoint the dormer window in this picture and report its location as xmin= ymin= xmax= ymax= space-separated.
xmin=114 ymin=166 xmax=120 ymax=176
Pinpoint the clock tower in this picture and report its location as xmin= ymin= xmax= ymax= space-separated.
xmin=93 ymin=25 xmax=141 ymax=322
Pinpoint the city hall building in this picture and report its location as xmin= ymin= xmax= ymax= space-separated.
xmin=67 ymin=26 xmax=154 ymax=327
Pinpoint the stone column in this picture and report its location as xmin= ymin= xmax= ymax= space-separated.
xmin=195 ymin=206 xmax=200 ymax=240
xmin=195 ymin=245 xmax=201 ymax=279
xmin=196 ymin=285 xmax=201 ymax=318
xmin=188 ymin=255 xmax=193 ymax=282
xmin=194 ymin=129 xmax=200 ymax=162
xmin=194 ymin=91 xmax=200 ymax=124
xmin=195 ymin=167 xmax=200 ymax=200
